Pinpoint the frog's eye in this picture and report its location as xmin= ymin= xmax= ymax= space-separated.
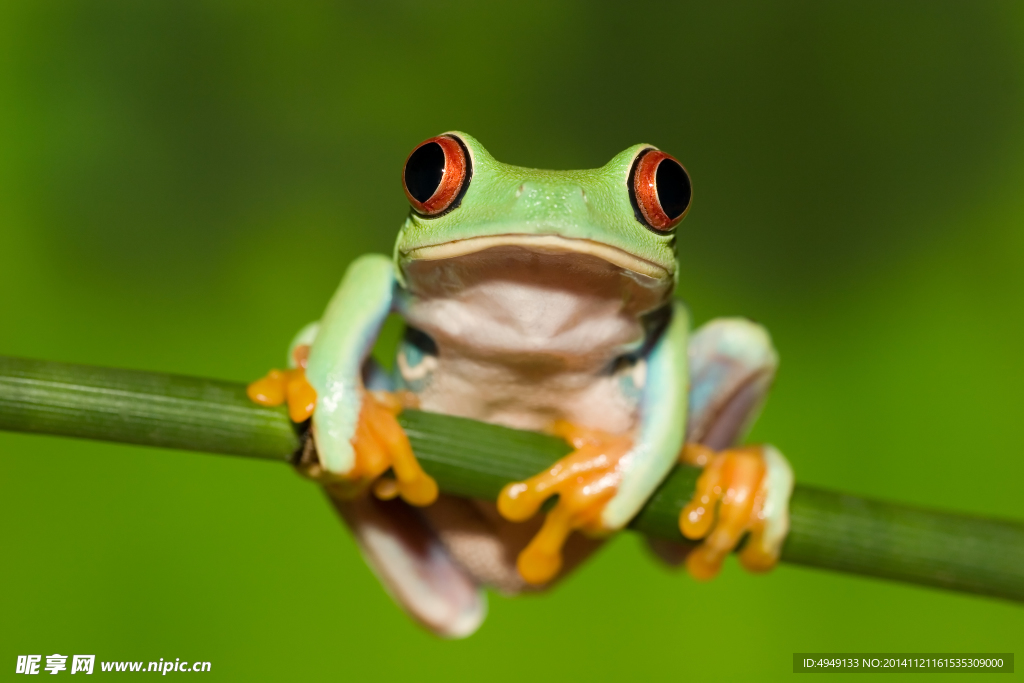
xmin=402 ymin=134 xmax=471 ymax=217
xmin=628 ymin=149 xmax=692 ymax=232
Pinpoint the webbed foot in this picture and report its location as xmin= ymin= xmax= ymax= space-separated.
xmin=679 ymin=443 xmax=793 ymax=579
xmin=348 ymin=390 xmax=438 ymax=506
xmin=248 ymin=341 xmax=318 ymax=422
xmin=248 ymin=347 xmax=437 ymax=507
xmin=497 ymin=421 xmax=632 ymax=585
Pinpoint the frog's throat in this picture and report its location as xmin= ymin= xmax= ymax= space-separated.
xmin=402 ymin=234 xmax=671 ymax=282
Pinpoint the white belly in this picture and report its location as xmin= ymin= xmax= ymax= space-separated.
xmin=400 ymin=246 xmax=668 ymax=434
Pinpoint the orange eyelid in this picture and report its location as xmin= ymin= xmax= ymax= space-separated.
xmin=402 ymin=135 xmax=467 ymax=216
xmin=633 ymin=150 xmax=688 ymax=232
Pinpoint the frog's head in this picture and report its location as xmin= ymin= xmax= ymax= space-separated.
xmin=393 ymin=132 xmax=691 ymax=300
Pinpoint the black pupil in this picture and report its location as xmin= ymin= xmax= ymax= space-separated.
xmin=656 ymin=159 xmax=691 ymax=219
xmin=405 ymin=142 xmax=446 ymax=203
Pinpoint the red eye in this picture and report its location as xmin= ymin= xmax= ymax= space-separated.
xmin=629 ymin=149 xmax=692 ymax=232
xmin=402 ymin=134 xmax=471 ymax=216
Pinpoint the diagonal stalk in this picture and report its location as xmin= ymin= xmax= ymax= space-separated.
xmin=0 ymin=355 xmax=1022 ymax=603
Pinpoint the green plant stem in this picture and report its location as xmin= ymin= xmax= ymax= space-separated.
xmin=1 ymin=355 xmax=1022 ymax=603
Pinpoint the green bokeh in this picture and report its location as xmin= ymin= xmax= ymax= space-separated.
xmin=2 ymin=2 xmax=1022 ymax=680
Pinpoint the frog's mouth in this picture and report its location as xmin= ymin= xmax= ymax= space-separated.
xmin=403 ymin=234 xmax=671 ymax=281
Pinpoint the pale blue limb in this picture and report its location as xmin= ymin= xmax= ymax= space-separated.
xmin=602 ymin=301 xmax=690 ymax=529
xmin=305 ymin=254 xmax=397 ymax=474
xmin=685 ymin=317 xmax=778 ymax=449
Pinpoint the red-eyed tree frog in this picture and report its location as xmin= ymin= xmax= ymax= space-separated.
xmin=249 ymin=133 xmax=794 ymax=637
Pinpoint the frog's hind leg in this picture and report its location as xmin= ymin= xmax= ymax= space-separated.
xmin=650 ymin=317 xmax=794 ymax=578
xmin=685 ymin=317 xmax=778 ymax=449
xmin=324 ymin=489 xmax=486 ymax=638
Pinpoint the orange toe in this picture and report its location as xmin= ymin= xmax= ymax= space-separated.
xmin=498 ymin=420 xmax=632 ymax=585
xmin=247 ymin=369 xmax=290 ymax=406
xmin=286 ymin=373 xmax=317 ymax=422
xmin=248 ymin=366 xmax=317 ymax=423
xmin=679 ymin=444 xmax=771 ymax=580
xmin=351 ymin=391 xmax=438 ymax=507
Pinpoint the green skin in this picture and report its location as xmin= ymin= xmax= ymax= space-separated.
xmin=284 ymin=132 xmax=791 ymax=637
xmin=297 ymin=131 xmax=689 ymax=531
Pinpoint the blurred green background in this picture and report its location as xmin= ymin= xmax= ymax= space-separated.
xmin=2 ymin=1 xmax=1022 ymax=680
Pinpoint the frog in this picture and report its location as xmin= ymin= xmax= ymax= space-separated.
xmin=249 ymin=132 xmax=794 ymax=638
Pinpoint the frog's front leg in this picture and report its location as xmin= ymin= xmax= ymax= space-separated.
xmin=497 ymin=309 xmax=795 ymax=586
xmin=496 ymin=302 xmax=692 ymax=585
xmin=249 ymin=254 xmax=437 ymax=505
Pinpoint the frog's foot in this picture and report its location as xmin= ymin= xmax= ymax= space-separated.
xmin=248 ymin=367 xmax=318 ymax=423
xmin=497 ymin=421 xmax=632 ymax=585
xmin=303 ymin=388 xmax=437 ymax=506
xmin=345 ymin=390 xmax=438 ymax=506
xmin=678 ymin=443 xmax=793 ymax=580
xmin=248 ymin=355 xmax=437 ymax=507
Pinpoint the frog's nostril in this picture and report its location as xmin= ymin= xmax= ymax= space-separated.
xmin=580 ymin=188 xmax=587 ymax=203
xmin=516 ymin=184 xmax=525 ymax=198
